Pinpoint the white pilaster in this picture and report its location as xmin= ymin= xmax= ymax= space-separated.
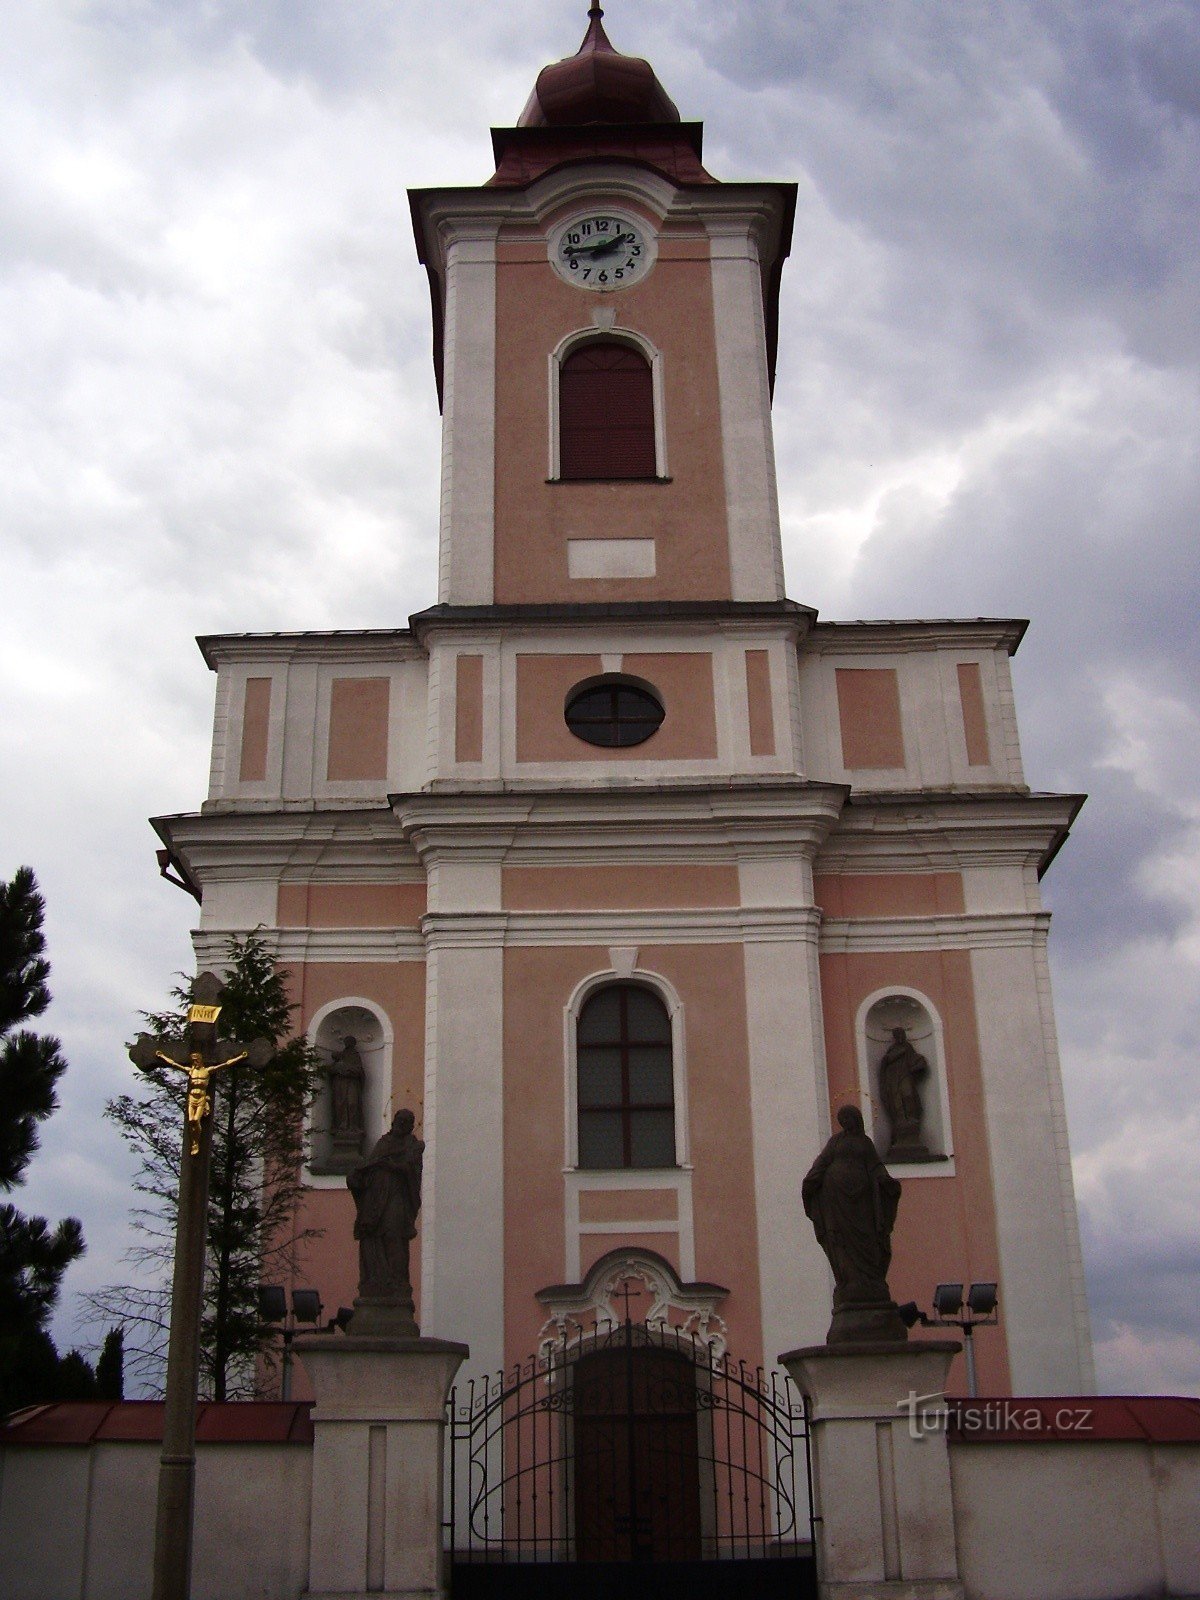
xmin=706 ymin=219 xmax=786 ymax=602
xmin=438 ymin=227 xmax=498 ymax=606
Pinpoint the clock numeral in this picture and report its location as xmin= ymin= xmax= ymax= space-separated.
xmin=631 ymin=245 xmax=642 ymax=257
xmin=582 ymin=268 xmax=591 ymax=280
xmin=625 ymin=257 xmax=635 ymax=269
xmin=598 ymin=270 xmax=608 ymax=283
xmin=614 ymin=268 xmax=624 ymax=279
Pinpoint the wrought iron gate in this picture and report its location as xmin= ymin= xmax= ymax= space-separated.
xmin=445 ymin=1319 xmax=816 ymax=1598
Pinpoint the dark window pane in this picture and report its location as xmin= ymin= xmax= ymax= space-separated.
xmin=627 ymin=1050 xmax=673 ymax=1106
xmin=629 ymin=1110 xmax=676 ymax=1168
xmin=579 ymin=1112 xmax=625 ymax=1169
xmin=578 ymin=989 xmax=621 ymax=1044
xmin=579 ymin=1050 xmax=623 ymax=1107
xmin=565 ymin=679 xmax=664 ymax=749
xmin=624 ymin=987 xmax=671 ymax=1041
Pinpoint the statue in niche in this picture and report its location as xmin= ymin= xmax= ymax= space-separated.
xmin=329 ymin=1035 xmax=366 ymax=1137
xmin=346 ymin=1108 xmax=423 ymax=1335
xmin=802 ymin=1105 xmax=907 ymax=1344
xmin=877 ymin=1026 xmax=932 ymax=1161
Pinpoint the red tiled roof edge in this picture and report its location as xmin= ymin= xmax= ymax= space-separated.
xmin=0 ymin=1400 xmax=315 ymax=1446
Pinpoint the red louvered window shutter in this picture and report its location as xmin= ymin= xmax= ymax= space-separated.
xmin=559 ymin=341 xmax=656 ymax=480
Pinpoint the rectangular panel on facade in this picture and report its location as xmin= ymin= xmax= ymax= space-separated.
xmin=835 ymin=667 xmax=905 ymax=769
xmin=326 ymin=676 xmax=390 ymax=781
xmin=567 ymin=539 xmax=656 ymax=579
xmin=956 ymin=661 xmax=992 ymax=766
xmin=238 ymin=676 xmax=272 ymax=783
xmin=744 ymin=649 xmax=775 ymax=756
xmin=455 ymin=654 xmax=484 ymax=762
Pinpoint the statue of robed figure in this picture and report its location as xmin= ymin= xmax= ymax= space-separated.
xmin=802 ymin=1105 xmax=908 ymax=1344
xmin=346 ymin=1108 xmax=423 ymax=1336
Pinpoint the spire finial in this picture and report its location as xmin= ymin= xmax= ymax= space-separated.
xmin=588 ymin=2 xmax=604 ymax=17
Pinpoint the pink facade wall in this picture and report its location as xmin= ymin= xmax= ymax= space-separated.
xmin=501 ymin=940 xmax=765 ymax=1370
xmin=239 ymin=677 xmax=272 ymax=782
xmin=326 ymin=677 xmax=390 ymax=781
xmin=835 ymin=667 xmax=905 ymax=769
xmin=492 ymin=226 xmax=733 ymax=603
xmin=819 ymin=943 xmax=1011 ymax=1395
xmin=515 ymin=651 xmax=718 ymax=762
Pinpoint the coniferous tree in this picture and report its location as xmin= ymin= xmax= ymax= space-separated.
xmin=0 ymin=866 xmax=86 ymax=1415
xmin=91 ymin=933 xmax=322 ymax=1399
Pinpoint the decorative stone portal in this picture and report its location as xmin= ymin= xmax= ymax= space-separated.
xmin=534 ymin=1247 xmax=729 ymax=1358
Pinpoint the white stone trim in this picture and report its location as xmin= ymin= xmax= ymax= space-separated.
xmin=562 ymin=965 xmax=692 ymax=1170
xmin=566 ymin=538 xmax=656 ymax=579
xmin=193 ymin=927 xmax=426 ymax=965
xmin=854 ymin=986 xmax=956 ymax=1178
xmin=820 ymin=911 xmax=1052 ymax=952
xmin=705 ymin=218 xmax=785 ymax=602
xmin=438 ymin=225 xmax=498 ymax=604
xmin=547 ymin=323 xmax=668 ymax=482
xmin=303 ymin=996 xmax=395 ymax=1190
xmin=538 ymin=1245 xmax=720 ymax=1357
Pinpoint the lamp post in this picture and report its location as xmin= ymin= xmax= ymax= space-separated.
xmin=257 ymin=1285 xmax=324 ymax=1399
xmin=898 ymin=1281 xmax=999 ymax=1397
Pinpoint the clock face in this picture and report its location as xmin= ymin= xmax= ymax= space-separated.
xmin=549 ymin=212 xmax=655 ymax=291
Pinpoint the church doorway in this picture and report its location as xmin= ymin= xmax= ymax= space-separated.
xmin=572 ymin=1342 xmax=702 ymax=1562
xmin=446 ymin=1318 xmax=815 ymax=1598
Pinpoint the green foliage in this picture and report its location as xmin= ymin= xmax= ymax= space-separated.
xmin=0 ymin=866 xmax=86 ymax=1416
xmin=95 ymin=1324 xmax=124 ymax=1400
xmin=93 ymin=933 xmax=322 ymax=1400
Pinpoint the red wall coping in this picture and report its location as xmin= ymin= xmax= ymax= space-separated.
xmin=0 ymin=1401 xmax=314 ymax=1446
xmin=946 ymin=1395 xmax=1200 ymax=1444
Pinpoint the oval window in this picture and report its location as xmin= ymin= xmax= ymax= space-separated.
xmin=565 ymin=677 xmax=665 ymax=748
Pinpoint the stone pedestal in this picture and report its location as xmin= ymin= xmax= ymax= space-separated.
xmin=296 ymin=1334 xmax=468 ymax=1600
xmin=781 ymin=1340 xmax=964 ymax=1600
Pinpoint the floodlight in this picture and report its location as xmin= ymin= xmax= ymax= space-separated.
xmin=257 ymin=1284 xmax=287 ymax=1323
xmin=292 ymin=1289 xmax=323 ymax=1323
xmin=967 ymin=1282 xmax=998 ymax=1317
xmin=897 ymin=1301 xmax=924 ymax=1329
xmin=932 ymin=1282 xmax=963 ymax=1317
xmin=334 ymin=1307 xmax=354 ymax=1331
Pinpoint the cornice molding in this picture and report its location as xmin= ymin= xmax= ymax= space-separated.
xmin=806 ymin=618 xmax=1028 ymax=657
xmin=197 ymin=630 xmax=421 ymax=671
xmin=819 ymin=911 xmax=1051 ymax=953
xmin=193 ymin=927 xmax=426 ymax=966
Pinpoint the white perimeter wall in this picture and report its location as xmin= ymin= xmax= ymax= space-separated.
xmin=4 ymin=1434 xmax=1200 ymax=1600
xmin=0 ymin=1441 xmax=311 ymax=1600
xmin=949 ymin=1439 xmax=1200 ymax=1600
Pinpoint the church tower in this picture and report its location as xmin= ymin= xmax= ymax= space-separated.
xmin=159 ymin=9 xmax=1094 ymax=1398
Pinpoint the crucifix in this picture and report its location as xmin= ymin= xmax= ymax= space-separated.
xmin=129 ymin=970 xmax=273 ymax=1600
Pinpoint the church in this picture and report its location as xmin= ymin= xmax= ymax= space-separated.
xmin=155 ymin=3 xmax=1094 ymax=1404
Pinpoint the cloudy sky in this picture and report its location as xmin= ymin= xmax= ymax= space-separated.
xmin=3 ymin=0 xmax=1197 ymax=1395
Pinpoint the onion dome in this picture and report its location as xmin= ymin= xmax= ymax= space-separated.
xmin=518 ymin=3 xmax=681 ymax=127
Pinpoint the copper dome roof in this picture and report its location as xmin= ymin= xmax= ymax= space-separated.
xmin=518 ymin=4 xmax=681 ymax=127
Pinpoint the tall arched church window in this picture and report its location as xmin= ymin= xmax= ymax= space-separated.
xmin=559 ymin=341 xmax=656 ymax=480
xmin=577 ymin=983 xmax=675 ymax=1168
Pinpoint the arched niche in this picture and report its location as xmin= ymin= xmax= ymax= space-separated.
xmin=858 ymin=990 xmax=952 ymax=1170
xmin=306 ymin=999 xmax=392 ymax=1186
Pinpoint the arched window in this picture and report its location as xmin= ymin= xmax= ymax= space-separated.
xmin=577 ymin=983 xmax=675 ymax=1168
xmin=560 ymin=340 xmax=656 ymax=480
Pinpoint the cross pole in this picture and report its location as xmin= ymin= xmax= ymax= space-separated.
xmin=129 ymin=970 xmax=274 ymax=1600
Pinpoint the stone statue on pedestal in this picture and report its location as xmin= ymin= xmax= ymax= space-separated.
xmin=346 ymin=1108 xmax=423 ymax=1336
xmin=802 ymin=1105 xmax=908 ymax=1344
